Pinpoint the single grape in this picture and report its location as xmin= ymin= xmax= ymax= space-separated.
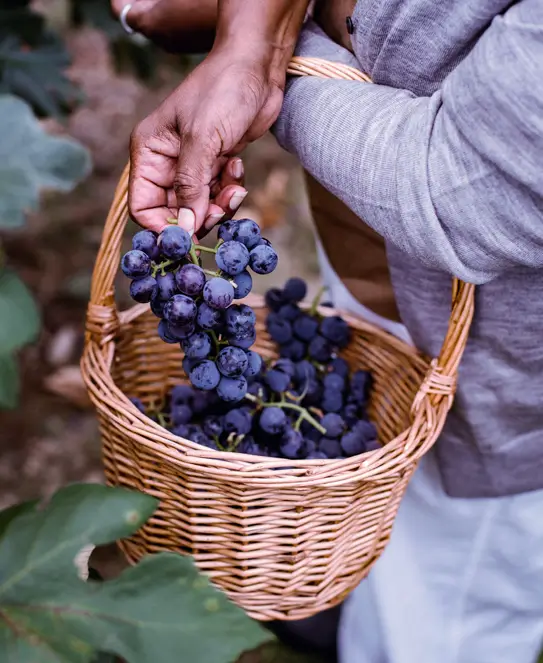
xmin=150 ymin=295 xmax=166 ymax=318
xmin=203 ymin=277 xmax=234 ymax=310
xmin=132 ymin=229 xmax=160 ymax=260
xmin=306 ymin=450 xmax=328 ymax=460
xmin=217 ymin=375 xmax=248 ymax=402
xmin=182 ymin=332 xmax=212 ymax=359
xmin=319 ymin=437 xmax=342 ymax=458
xmin=264 ymin=368 xmax=290 ymax=394
xmin=244 ymin=350 xmax=262 ymax=378
xmin=320 ymin=316 xmax=351 ymax=348
xmin=203 ymin=415 xmax=223 ymax=438
xmin=278 ymin=303 xmax=301 ymax=322
xmin=322 ymin=389 xmax=344 ymax=413
xmin=330 ymin=357 xmax=350 ymax=378
xmin=164 ymin=294 xmax=197 ymax=326
xmin=237 ymin=436 xmax=266 ymax=455
xmin=171 ymin=424 xmax=190 ymax=439
xmin=323 ymin=373 xmax=346 ymax=392
xmin=158 ymin=226 xmax=191 ymax=260
xmin=158 ymin=319 xmax=178 ymax=344
xmin=217 ymin=219 xmax=240 ymax=242
xmin=249 ymin=244 xmax=278 ymax=274
xmin=231 ymin=270 xmax=253 ymax=299
xmin=274 ymin=358 xmax=296 ymax=378
xmin=293 ymin=314 xmax=319 ymax=341
xmin=197 ymin=302 xmax=223 ymax=330
xmin=189 ymin=360 xmax=221 ymax=391
xmin=171 ymin=403 xmax=192 ymax=426
xmin=215 ymin=240 xmax=250 ymax=276
xmin=175 ymin=264 xmax=206 ymax=296
xmin=228 ymin=327 xmax=256 ymax=350
xmin=265 ymin=288 xmax=286 ymax=312
xmin=350 ymin=370 xmax=373 ymax=404
xmin=321 ymin=413 xmax=345 ymax=438
xmin=280 ymin=429 xmax=304 ymax=459
xmin=260 ymin=407 xmax=287 ymax=435
xmin=340 ymin=430 xmax=366 ymax=457
xmin=217 ymin=346 xmax=248 ymax=377
xmin=224 ymin=409 xmax=252 ymax=435
xmin=343 ymin=403 xmax=360 ymax=426
xmin=365 ymin=439 xmax=381 ymax=452
xmin=283 ymin=277 xmax=307 ymax=303
xmin=155 ymin=272 xmax=177 ymax=301
xmin=308 ymin=335 xmax=333 ymax=363
xmin=267 ymin=318 xmax=292 ymax=344
xmin=170 ymin=384 xmax=193 ymax=405
xmin=183 ymin=356 xmax=199 ymax=375
xmin=302 ymin=438 xmax=317 ymax=457
xmin=232 ymin=218 xmax=261 ymax=249
xmin=352 ymin=420 xmax=378 ymax=444
xmin=225 ymin=304 xmax=255 ymax=336
xmin=121 ymin=249 xmax=151 ymax=279
xmin=279 ymin=339 xmax=306 ymax=361
xmin=168 ymin=322 xmax=196 ymax=341
xmin=130 ymin=275 xmax=158 ymax=303
xmin=129 ymin=397 xmax=146 ymax=414
xmin=294 ymin=360 xmax=316 ymax=385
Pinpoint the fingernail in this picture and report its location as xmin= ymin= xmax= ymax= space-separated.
xmin=204 ymin=212 xmax=225 ymax=230
xmin=232 ymin=158 xmax=244 ymax=180
xmin=178 ymin=208 xmax=195 ymax=235
xmin=229 ymin=190 xmax=247 ymax=212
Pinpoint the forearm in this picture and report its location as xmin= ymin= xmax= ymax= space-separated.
xmin=274 ymin=1 xmax=543 ymax=283
xmin=214 ymin=0 xmax=311 ymax=85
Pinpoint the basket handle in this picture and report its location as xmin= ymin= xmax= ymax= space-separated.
xmin=87 ymin=57 xmax=475 ymax=382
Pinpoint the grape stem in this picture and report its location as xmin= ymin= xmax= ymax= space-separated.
xmin=195 ymin=245 xmax=218 ymax=255
xmin=309 ymin=286 xmax=327 ymax=316
xmin=244 ymin=393 xmax=326 ymax=435
xmin=188 ymin=244 xmax=201 ymax=266
xmin=152 ymin=259 xmax=177 ymax=277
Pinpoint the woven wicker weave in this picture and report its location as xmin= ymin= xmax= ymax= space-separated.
xmin=81 ymin=58 xmax=475 ymax=621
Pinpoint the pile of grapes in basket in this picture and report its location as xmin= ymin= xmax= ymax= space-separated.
xmin=121 ymin=218 xmax=380 ymax=460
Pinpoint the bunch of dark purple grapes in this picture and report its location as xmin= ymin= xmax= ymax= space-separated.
xmin=120 ymin=218 xmax=278 ymax=402
xmin=129 ymin=277 xmax=380 ymax=461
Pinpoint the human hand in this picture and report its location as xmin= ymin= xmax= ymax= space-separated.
xmin=128 ymin=42 xmax=285 ymax=236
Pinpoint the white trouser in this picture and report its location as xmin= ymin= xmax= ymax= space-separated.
xmin=317 ymin=242 xmax=543 ymax=663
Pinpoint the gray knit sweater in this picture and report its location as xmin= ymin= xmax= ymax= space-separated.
xmin=273 ymin=0 xmax=543 ymax=498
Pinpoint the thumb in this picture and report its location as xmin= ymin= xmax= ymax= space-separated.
xmin=173 ymin=141 xmax=219 ymax=236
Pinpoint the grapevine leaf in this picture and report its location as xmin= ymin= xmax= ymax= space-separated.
xmin=0 ymin=95 xmax=91 ymax=228
xmin=0 ymin=270 xmax=40 ymax=353
xmin=0 ymin=353 xmax=19 ymax=409
xmin=0 ymin=484 xmax=272 ymax=663
xmin=0 ymin=500 xmax=37 ymax=539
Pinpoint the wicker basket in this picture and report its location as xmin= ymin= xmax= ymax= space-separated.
xmin=81 ymin=58 xmax=475 ymax=621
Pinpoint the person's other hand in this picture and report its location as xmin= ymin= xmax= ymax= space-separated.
xmin=128 ymin=43 xmax=285 ymax=236
xmin=110 ymin=0 xmax=216 ymax=53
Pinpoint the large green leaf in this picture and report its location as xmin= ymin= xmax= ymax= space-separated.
xmin=0 ymin=95 xmax=91 ymax=228
xmin=0 ymin=484 xmax=272 ymax=663
xmin=0 ymin=353 xmax=19 ymax=408
xmin=0 ymin=270 xmax=40 ymax=353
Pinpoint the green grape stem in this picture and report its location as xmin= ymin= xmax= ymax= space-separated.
xmin=195 ymin=245 xmax=218 ymax=255
xmin=309 ymin=286 xmax=327 ymax=316
xmin=244 ymin=393 xmax=326 ymax=435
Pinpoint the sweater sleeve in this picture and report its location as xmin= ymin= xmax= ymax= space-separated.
xmin=274 ymin=1 xmax=543 ymax=284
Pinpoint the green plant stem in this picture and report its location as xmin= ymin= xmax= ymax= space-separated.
xmin=152 ymin=259 xmax=176 ymax=277
xmin=189 ymin=244 xmax=200 ymax=266
xmin=310 ymin=286 xmax=326 ymax=316
xmin=244 ymin=393 xmax=326 ymax=435
xmin=203 ymin=269 xmax=220 ymax=278
xmin=195 ymin=245 xmax=217 ymax=255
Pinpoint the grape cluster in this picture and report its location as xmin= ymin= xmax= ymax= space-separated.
xmin=128 ymin=277 xmax=380 ymax=460
xmin=121 ymin=219 xmax=278 ymax=402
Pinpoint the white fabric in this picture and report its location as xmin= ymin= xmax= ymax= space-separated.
xmin=317 ymin=247 xmax=543 ymax=663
